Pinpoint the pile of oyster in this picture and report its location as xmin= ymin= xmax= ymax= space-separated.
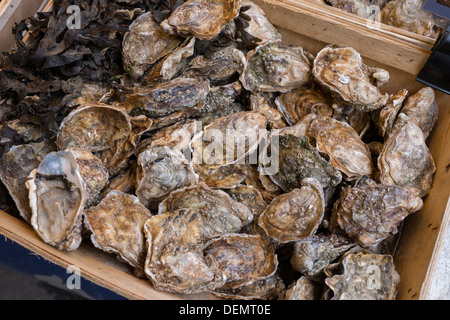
xmin=0 ymin=0 xmax=439 ymax=300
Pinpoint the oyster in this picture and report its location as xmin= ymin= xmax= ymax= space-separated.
xmin=326 ymin=0 xmax=391 ymax=19
xmin=275 ymin=88 xmax=333 ymax=126
xmin=250 ymin=93 xmax=288 ymax=129
xmin=282 ymin=277 xmax=321 ymax=300
xmin=307 ymin=117 xmax=374 ymax=181
xmin=371 ymin=89 xmax=408 ymax=138
xmin=0 ymin=140 xmax=55 ymax=223
xmin=84 ymin=191 xmax=152 ymax=277
xmin=160 ymin=0 xmax=241 ymax=40
xmin=240 ymin=41 xmax=312 ymax=93
xmin=290 ymin=233 xmax=356 ymax=278
xmin=121 ymin=78 xmax=210 ymax=118
xmin=225 ymin=185 xmax=268 ymax=218
xmin=378 ymin=114 xmax=436 ymax=197
xmin=331 ymin=178 xmax=423 ymax=247
xmin=203 ymin=233 xmax=278 ymax=289
xmin=260 ymin=133 xmax=342 ymax=192
xmin=325 ymin=252 xmax=400 ymax=300
xmin=398 ymin=87 xmax=438 ymax=140
xmin=122 ymin=12 xmax=182 ymax=80
xmin=195 ymin=164 xmax=249 ymax=189
xmin=135 ymin=146 xmax=198 ymax=208
xmin=26 ymin=151 xmax=86 ymax=251
xmin=159 ymin=37 xmax=196 ymax=82
xmin=190 ymin=111 xmax=268 ymax=171
xmin=258 ymin=178 xmax=325 ymax=243
xmin=100 ymin=162 xmax=137 ymax=198
xmin=313 ymin=45 xmax=389 ymax=111
xmin=331 ymin=102 xmax=371 ymax=138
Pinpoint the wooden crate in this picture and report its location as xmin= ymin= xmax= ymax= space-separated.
xmin=0 ymin=0 xmax=449 ymax=300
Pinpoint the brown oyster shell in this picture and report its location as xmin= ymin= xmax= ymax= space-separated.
xmin=307 ymin=117 xmax=374 ymax=181
xmin=122 ymin=12 xmax=182 ymax=80
xmin=378 ymin=114 xmax=436 ymax=197
xmin=195 ymin=164 xmax=249 ymax=189
xmin=331 ymin=102 xmax=371 ymax=137
xmin=313 ymin=45 xmax=389 ymax=111
xmin=331 ymin=178 xmax=423 ymax=247
xmin=275 ymin=88 xmax=333 ymax=126
xmin=121 ymin=78 xmax=210 ymax=118
xmin=84 ymin=191 xmax=152 ymax=277
xmin=282 ymin=276 xmax=322 ymax=300
xmin=26 ymin=150 xmax=86 ymax=251
xmin=135 ymin=146 xmax=198 ymax=208
xmin=250 ymin=93 xmax=288 ymax=129
xmin=160 ymin=0 xmax=241 ymax=40
xmin=291 ymin=233 xmax=356 ymax=278
xmin=398 ymin=86 xmax=438 ymax=140
xmin=371 ymin=89 xmax=408 ymax=138
xmin=325 ymin=252 xmax=400 ymax=300
xmin=258 ymin=178 xmax=325 ymax=243
xmin=203 ymin=233 xmax=278 ymax=289
xmin=240 ymin=41 xmax=312 ymax=93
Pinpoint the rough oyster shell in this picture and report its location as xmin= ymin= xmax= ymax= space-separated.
xmin=313 ymin=45 xmax=389 ymax=111
xmin=331 ymin=102 xmax=371 ymax=138
xmin=195 ymin=164 xmax=249 ymax=189
xmin=26 ymin=150 xmax=86 ymax=251
xmin=275 ymin=88 xmax=333 ymax=126
xmin=135 ymin=146 xmax=198 ymax=208
xmin=398 ymin=86 xmax=438 ymax=140
xmin=240 ymin=41 xmax=312 ymax=93
xmin=250 ymin=93 xmax=288 ymax=129
xmin=203 ymin=233 xmax=278 ymax=289
xmin=378 ymin=114 xmax=436 ymax=197
xmin=325 ymin=252 xmax=400 ymax=300
xmin=122 ymin=12 xmax=182 ymax=80
xmin=307 ymin=117 xmax=374 ymax=181
xmin=331 ymin=178 xmax=423 ymax=247
xmin=282 ymin=276 xmax=322 ymax=300
xmin=84 ymin=191 xmax=152 ymax=277
xmin=258 ymin=178 xmax=325 ymax=243
xmin=160 ymin=0 xmax=241 ymax=40
xmin=371 ymin=89 xmax=408 ymax=138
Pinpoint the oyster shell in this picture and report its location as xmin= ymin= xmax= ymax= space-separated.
xmin=378 ymin=114 xmax=436 ymax=197
xmin=371 ymin=89 xmax=408 ymax=138
xmin=398 ymin=86 xmax=438 ymax=140
xmin=331 ymin=102 xmax=371 ymax=138
xmin=258 ymin=178 xmax=325 ymax=243
xmin=313 ymin=45 xmax=389 ymax=111
xmin=282 ymin=277 xmax=321 ymax=300
xmin=275 ymin=88 xmax=333 ymax=126
xmin=307 ymin=117 xmax=374 ymax=181
xmin=0 ymin=140 xmax=55 ymax=223
xmin=331 ymin=178 xmax=423 ymax=247
xmin=290 ymin=233 xmax=356 ymax=278
xmin=196 ymin=164 xmax=249 ymax=189
xmin=135 ymin=146 xmax=198 ymax=208
xmin=122 ymin=12 xmax=182 ymax=80
xmin=84 ymin=191 xmax=152 ymax=277
xmin=260 ymin=133 xmax=342 ymax=192
xmin=159 ymin=37 xmax=196 ymax=82
xmin=26 ymin=150 xmax=86 ymax=251
xmin=325 ymin=252 xmax=400 ymax=300
xmin=203 ymin=233 xmax=278 ymax=289
xmin=327 ymin=0 xmax=391 ymax=19
xmin=160 ymin=0 xmax=241 ymax=40
xmin=250 ymin=93 xmax=288 ymax=129
xmin=240 ymin=41 xmax=312 ymax=93
xmin=122 ymin=78 xmax=210 ymax=118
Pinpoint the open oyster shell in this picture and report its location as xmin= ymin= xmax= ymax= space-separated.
xmin=307 ymin=117 xmax=374 ymax=181
xmin=325 ymin=252 xmax=400 ymax=300
xmin=331 ymin=178 xmax=423 ymax=247
xmin=313 ymin=45 xmax=389 ymax=111
xmin=378 ymin=114 xmax=436 ymax=197
xmin=26 ymin=150 xmax=86 ymax=251
xmin=84 ymin=191 xmax=152 ymax=277
xmin=160 ymin=0 xmax=241 ymax=40
xmin=136 ymin=146 xmax=198 ymax=208
xmin=258 ymin=178 xmax=325 ymax=243
xmin=122 ymin=12 xmax=182 ymax=80
xmin=240 ymin=41 xmax=312 ymax=93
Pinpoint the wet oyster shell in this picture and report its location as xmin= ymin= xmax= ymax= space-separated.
xmin=331 ymin=179 xmax=423 ymax=247
xmin=258 ymin=178 xmax=325 ymax=243
xmin=371 ymin=89 xmax=408 ymax=138
xmin=122 ymin=12 xmax=182 ymax=79
xmin=135 ymin=146 xmax=198 ymax=208
xmin=84 ymin=191 xmax=152 ymax=277
xmin=282 ymin=277 xmax=321 ymax=300
xmin=240 ymin=41 xmax=312 ymax=93
xmin=398 ymin=86 xmax=438 ymax=140
xmin=26 ymin=150 xmax=86 ymax=251
xmin=160 ymin=0 xmax=241 ymax=40
xmin=307 ymin=117 xmax=374 ymax=181
xmin=378 ymin=114 xmax=436 ymax=197
xmin=325 ymin=252 xmax=400 ymax=300
xmin=313 ymin=45 xmax=389 ymax=111
xmin=203 ymin=233 xmax=278 ymax=289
